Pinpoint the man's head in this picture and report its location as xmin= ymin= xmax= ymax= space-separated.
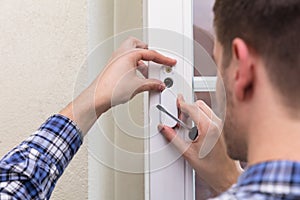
xmin=213 ymin=0 xmax=300 ymax=161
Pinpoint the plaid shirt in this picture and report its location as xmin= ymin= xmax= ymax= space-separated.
xmin=211 ymin=161 xmax=300 ymax=200
xmin=1 ymin=115 xmax=300 ymax=200
xmin=0 ymin=115 xmax=83 ymax=200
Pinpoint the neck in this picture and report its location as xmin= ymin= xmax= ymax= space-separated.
xmin=247 ymin=108 xmax=300 ymax=166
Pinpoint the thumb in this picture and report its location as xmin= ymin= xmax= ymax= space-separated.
xmin=135 ymin=79 xmax=165 ymax=95
xmin=158 ymin=124 xmax=190 ymax=156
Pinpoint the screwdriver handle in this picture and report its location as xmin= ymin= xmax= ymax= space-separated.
xmin=188 ymin=126 xmax=199 ymax=141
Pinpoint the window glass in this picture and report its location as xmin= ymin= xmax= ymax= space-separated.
xmin=193 ymin=1 xmax=218 ymax=199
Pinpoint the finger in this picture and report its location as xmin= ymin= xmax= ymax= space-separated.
xmin=133 ymin=78 xmax=165 ymax=96
xmin=178 ymin=111 xmax=189 ymax=125
xmin=177 ymin=94 xmax=185 ymax=109
xmin=158 ymin=124 xmax=190 ymax=156
xmin=177 ymin=98 xmax=205 ymax=125
xmin=195 ymin=100 xmax=221 ymax=124
xmin=137 ymin=61 xmax=148 ymax=78
xmin=133 ymin=39 xmax=148 ymax=49
xmin=182 ymin=103 xmax=213 ymax=139
xmin=135 ymin=49 xmax=177 ymax=66
xmin=114 ymin=38 xmax=148 ymax=58
xmin=129 ymin=37 xmax=148 ymax=49
xmin=137 ymin=60 xmax=147 ymax=67
xmin=177 ymin=94 xmax=189 ymax=122
xmin=177 ymin=94 xmax=188 ymax=117
xmin=122 ymin=37 xmax=148 ymax=49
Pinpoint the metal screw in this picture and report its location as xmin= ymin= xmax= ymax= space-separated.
xmin=165 ymin=66 xmax=172 ymax=73
xmin=164 ymin=77 xmax=174 ymax=88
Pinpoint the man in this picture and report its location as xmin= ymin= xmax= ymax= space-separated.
xmin=1 ymin=0 xmax=300 ymax=199
xmin=160 ymin=0 xmax=300 ymax=199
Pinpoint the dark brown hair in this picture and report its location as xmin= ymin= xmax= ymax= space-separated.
xmin=213 ymin=0 xmax=300 ymax=110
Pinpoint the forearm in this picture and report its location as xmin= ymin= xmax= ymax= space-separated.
xmin=59 ymin=80 xmax=109 ymax=137
xmin=0 ymin=115 xmax=83 ymax=199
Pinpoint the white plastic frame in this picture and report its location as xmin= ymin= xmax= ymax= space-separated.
xmin=144 ymin=0 xmax=195 ymax=200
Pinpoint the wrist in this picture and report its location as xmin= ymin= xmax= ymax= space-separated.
xmin=205 ymin=160 xmax=241 ymax=194
xmin=59 ymin=89 xmax=106 ymax=136
xmin=95 ymin=99 xmax=110 ymax=118
xmin=94 ymin=92 xmax=111 ymax=118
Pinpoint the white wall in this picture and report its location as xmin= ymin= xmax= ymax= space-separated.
xmin=0 ymin=1 xmax=88 ymax=199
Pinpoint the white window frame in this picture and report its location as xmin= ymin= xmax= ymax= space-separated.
xmin=194 ymin=77 xmax=217 ymax=92
xmin=144 ymin=0 xmax=195 ymax=200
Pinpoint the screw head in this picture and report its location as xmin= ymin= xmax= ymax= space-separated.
xmin=164 ymin=77 xmax=174 ymax=88
xmin=165 ymin=66 xmax=173 ymax=73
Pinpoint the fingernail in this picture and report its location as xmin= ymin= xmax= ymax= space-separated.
xmin=157 ymin=124 xmax=164 ymax=132
xmin=159 ymin=83 xmax=166 ymax=91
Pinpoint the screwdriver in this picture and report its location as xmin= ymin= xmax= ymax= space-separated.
xmin=156 ymin=104 xmax=199 ymax=141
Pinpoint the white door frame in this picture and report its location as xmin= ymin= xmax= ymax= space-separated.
xmin=144 ymin=0 xmax=195 ymax=200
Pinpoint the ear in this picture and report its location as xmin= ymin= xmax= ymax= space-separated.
xmin=232 ymin=38 xmax=255 ymax=101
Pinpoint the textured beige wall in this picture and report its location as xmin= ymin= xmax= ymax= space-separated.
xmin=0 ymin=1 xmax=88 ymax=199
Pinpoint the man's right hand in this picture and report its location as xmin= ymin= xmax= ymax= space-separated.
xmin=159 ymin=95 xmax=242 ymax=194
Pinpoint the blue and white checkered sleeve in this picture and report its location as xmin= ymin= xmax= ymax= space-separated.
xmin=0 ymin=114 xmax=83 ymax=200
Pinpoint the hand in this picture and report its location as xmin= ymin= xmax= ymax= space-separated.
xmin=159 ymin=95 xmax=242 ymax=194
xmin=93 ymin=37 xmax=177 ymax=114
xmin=60 ymin=37 xmax=176 ymax=135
